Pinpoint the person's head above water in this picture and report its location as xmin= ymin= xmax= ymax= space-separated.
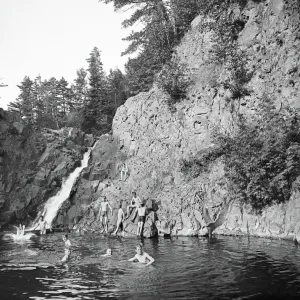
xmin=106 ymin=248 xmax=112 ymax=256
xmin=63 ymin=234 xmax=68 ymax=242
xmin=40 ymin=216 xmax=44 ymax=221
xmin=136 ymin=243 xmax=143 ymax=254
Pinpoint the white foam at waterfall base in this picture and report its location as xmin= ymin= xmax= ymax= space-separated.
xmin=37 ymin=148 xmax=92 ymax=228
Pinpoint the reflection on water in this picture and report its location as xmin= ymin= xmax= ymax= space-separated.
xmin=0 ymin=233 xmax=300 ymax=299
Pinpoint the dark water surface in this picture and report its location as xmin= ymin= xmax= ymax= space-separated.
xmin=0 ymin=233 xmax=300 ymax=300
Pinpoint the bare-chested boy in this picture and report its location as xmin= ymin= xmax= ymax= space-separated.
xmin=113 ymin=203 xmax=125 ymax=235
xmin=33 ymin=216 xmax=52 ymax=235
xmin=98 ymin=196 xmax=112 ymax=233
xmin=128 ymin=244 xmax=154 ymax=266
xmin=137 ymin=202 xmax=147 ymax=236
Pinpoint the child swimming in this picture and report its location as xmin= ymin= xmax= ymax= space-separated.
xmin=101 ymin=248 xmax=112 ymax=257
xmin=33 ymin=216 xmax=52 ymax=235
xmin=61 ymin=234 xmax=71 ymax=263
xmin=128 ymin=244 xmax=154 ymax=266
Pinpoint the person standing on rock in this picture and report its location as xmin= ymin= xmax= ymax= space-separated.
xmin=126 ymin=191 xmax=141 ymax=220
xmin=98 ymin=196 xmax=112 ymax=234
xmin=113 ymin=203 xmax=125 ymax=235
xmin=136 ymin=202 xmax=147 ymax=236
xmin=120 ymin=163 xmax=128 ymax=181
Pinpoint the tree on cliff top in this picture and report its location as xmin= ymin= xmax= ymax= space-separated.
xmin=100 ymin=0 xmax=203 ymax=96
xmin=82 ymin=47 xmax=110 ymax=134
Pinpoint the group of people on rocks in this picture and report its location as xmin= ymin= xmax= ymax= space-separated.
xmin=18 ymin=161 xmax=155 ymax=265
xmin=96 ymin=191 xmax=148 ymax=237
xmin=16 ymin=217 xmax=154 ymax=266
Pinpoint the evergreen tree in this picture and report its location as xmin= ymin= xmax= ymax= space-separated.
xmin=100 ymin=0 xmax=201 ymax=95
xmin=43 ymin=77 xmax=60 ymax=128
xmin=71 ymin=68 xmax=88 ymax=110
xmin=82 ymin=47 xmax=110 ymax=134
xmin=32 ymin=75 xmax=45 ymax=128
xmin=107 ymin=68 xmax=128 ymax=119
xmin=8 ymin=76 xmax=35 ymax=123
xmin=57 ymin=77 xmax=71 ymax=125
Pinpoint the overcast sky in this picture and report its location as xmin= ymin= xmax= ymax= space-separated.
xmin=0 ymin=0 xmax=133 ymax=109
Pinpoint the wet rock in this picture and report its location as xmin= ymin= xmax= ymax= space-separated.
xmin=0 ymin=113 xmax=94 ymax=226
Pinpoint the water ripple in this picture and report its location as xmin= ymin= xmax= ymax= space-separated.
xmin=1 ymin=233 xmax=300 ymax=299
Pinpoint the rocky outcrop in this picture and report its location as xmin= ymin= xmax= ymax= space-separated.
xmin=3 ymin=0 xmax=300 ymax=241
xmin=64 ymin=0 xmax=300 ymax=239
xmin=0 ymin=108 xmax=94 ymax=228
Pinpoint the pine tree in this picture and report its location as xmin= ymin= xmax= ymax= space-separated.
xmin=82 ymin=47 xmax=109 ymax=134
xmin=71 ymin=68 xmax=88 ymax=110
xmin=107 ymin=68 xmax=128 ymax=120
xmin=57 ymin=77 xmax=71 ymax=126
xmin=8 ymin=76 xmax=35 ymax=124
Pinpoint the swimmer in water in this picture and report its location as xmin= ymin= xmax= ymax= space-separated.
xmin=128 ymin=244 xmax=154 ymax=266
xmin=33 ymin=216 xmax=52 ymax=235
xmin=19 ymin=224 xmax=25 ymax=236
xmin=14 ymin=224 xmax=25 ymax=236
xmin=61 ymin=234 xmax=71 ymax=263
xmin=101 ymin=248 xmax=112 ymax=257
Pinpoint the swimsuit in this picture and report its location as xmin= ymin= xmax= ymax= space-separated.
xmin=138 ymin=216 xmax=146 ymax=222
xmin=101 ymin=211 xmax=108 ymax=217
xmin=138 ymin=207 xmax=146 ymax=222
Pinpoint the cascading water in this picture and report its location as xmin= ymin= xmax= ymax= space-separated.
xmin=31 ymin=143 xmax=96 ymax=230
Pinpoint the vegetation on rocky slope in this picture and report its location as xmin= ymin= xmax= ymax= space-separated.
xmin=181 ymin=98 xmax=300 ymax=211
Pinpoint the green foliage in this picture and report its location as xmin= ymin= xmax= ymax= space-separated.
xmin=71 ymin=68 xmax=88 ymax=109
xmin=180 ymin=146 xmax=225 ymax=178
xmin=203 ymin=1 xmax=254 ymax=100
xmin=214 ymin=101 xmax=300 ymax=211
xmin=8 ymin=47 xmax=127 ymax=135
xmin=155 ymin=58 xmax=191 ymax=109
xmin=82 ymin=47 xmax=109 ymax=134
xmin=222 ymin=50 xmax=253 ymax=99
xmin=100 ymin=0 xmax=204 ymax=96
xmin=100 ymin=0 xmax=262 ymax=99
xmin=107 ymin=68 xmax=128 ymax=113
xmin=124 ymin=48 xmax=169 ymax=97
xmin=181 ymin=100 xmax=300 ymax=211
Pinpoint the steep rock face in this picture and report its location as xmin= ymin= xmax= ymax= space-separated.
xmin=101 ymin=0 xmax=300 ymax=239
xmin=54 ymin=134 xmax=158 ymax=238
xmin=0 ymin=108 xmax=94 ymax=228
xmin=53 ymin=0 xmax=300 ymax=240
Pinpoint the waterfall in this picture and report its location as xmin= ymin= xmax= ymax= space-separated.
xmin=31 ymin=146 xmax=93 ymax=229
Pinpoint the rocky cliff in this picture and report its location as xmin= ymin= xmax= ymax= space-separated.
xmin=0 ymin=108 xmax=94 ymax=228
xmin=2 ymin=0 xmax=300 ymax=241
xmin=64 ymin=0 xmax=300 ymax=240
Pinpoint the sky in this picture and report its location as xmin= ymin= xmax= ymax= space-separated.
xmin=0 ymin=0 xmax=134 ymax=109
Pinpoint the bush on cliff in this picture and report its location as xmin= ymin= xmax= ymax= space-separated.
xmin=182 ymin=98 xmax=300 ymax=211
xmin=217 ymin=101 xmax=300 ymax=211
xmin=155 ymin=58 xmax=191 ymax=110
